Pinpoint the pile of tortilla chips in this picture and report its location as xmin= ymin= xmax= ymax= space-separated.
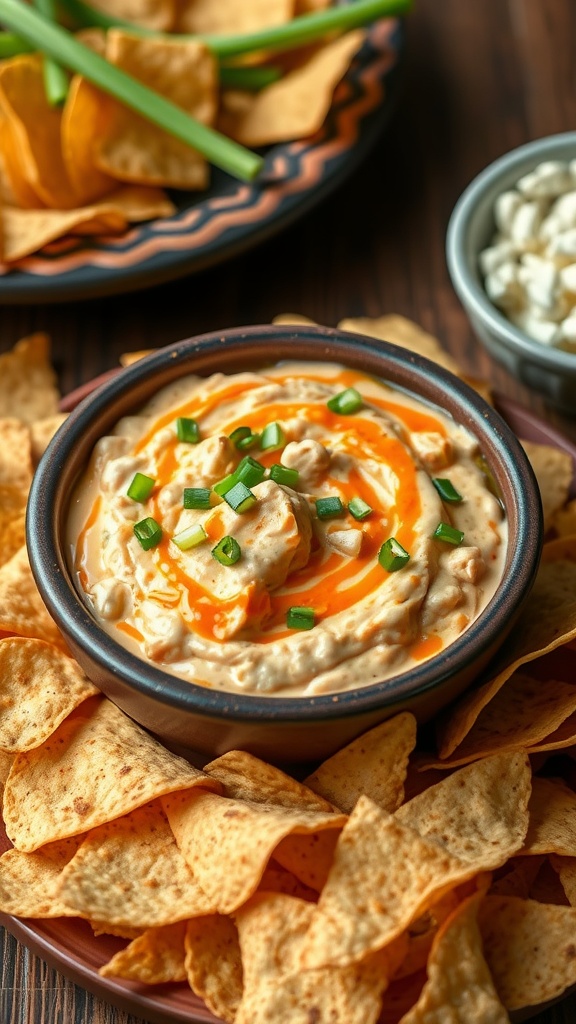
xmin=0 ymin=0 xmax=368 ymax=263
xmin=3 ymin=318 xmax=576 ymax=1021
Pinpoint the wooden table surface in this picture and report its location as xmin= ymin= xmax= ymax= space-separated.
xmin=1 ymin=0 xmax=576 ymax=1021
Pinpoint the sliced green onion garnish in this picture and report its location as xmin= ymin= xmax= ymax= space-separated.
xmin=213 ymin=472 xmax=239 ymax=497
xmin=236 ymin=455 xmax=266 ymax=488
xmin=348 ymin=497 xmax=372 ymax=520
xmin=287 ymin=606 xmax=315 ymax=630
xmin=172 ymin=523 xmax=207 ymax=551
xmin=237 ymin=432 xmax=260 ymax=451
xmin=269 ymin=464 xmax=299 ymax=487
xmin=327 ymin=387 xmax=362 ymax=415
xmin=0 ymin=31 xmax=33 ymax=57
xmin=127 ymin=472 xmax=155 ymax=502
xmin=219 ymin=65 xmax=281 ymax=90
xmin=0 ymin=0 xmax=263 ymax=182
xmin=433 ymin=522 xmax=465 ymax=545
xmin=229 ymin=426 xmax=253 ymax=448
xmin=223 ymin=481 xmax=257 ymax=514
xmin=378 ymin=537 xmax=410 ymax=572
xmin=212 ymin=535 xmax=241 ymax=566
xmin=316 ymin=496 xmax=345 ymax=520
xmin=134 ymin=517 xmax=162 ymax=551
xmin=176 ymin=417 xmax=200 ymax=444
xmin=33 ymin=0 xmax=69 ymax=106
xmin=260 ymin=422 xmax=285 ymax=452
xmin=432 ymin=479 xmax=463 ymax=504
xmin=183 ymin=487 xmax=212 ymax=510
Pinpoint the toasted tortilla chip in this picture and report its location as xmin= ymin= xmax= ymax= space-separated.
xmin=3 ymin=695 xmax=220 ymax=851
xmin=338 ymin=315 xmax=463 ymax=377
xmin=398 ymin=893 xmax=509 ymax=1023
xmin=0 ymin=508 xmax=25 ymax=572
xmin=57 ymin=800 xmax=215 ymax=928
xmin=479 ymin=896 xmax=576 ymax=1010
xmin=119 ymin=349 xmax=156 ymax=367
xmin=0 ymin=333 xmax=59 ymax=424
xmin=272 ymin=312 xmax=319 ymax=326
xmin=2 ymin=204 xmax=127 ymax=262
xmin=521 ymin=440 xmax=573 ymax=532
xmin=396 ymin=751 xmax=531 ymax=868
xmin=176 ymin=0 xmax=292 ymax=35
xmin=235 ymin=891 xmax=399 ymax=1024
xmin=29 ymin=414 xmax=68 ymax=464
xmin=185 ymin=915 xmax=243 ymax=1024
xmin=0 ymin=836 xmax=81 ymax=918
xmin=490 ymin=856 xmax=545 ymax=899
xmin=100 ymin=921 xmax=187 ymax=983
xmin=204 ymin=749 xmax=335 ymax=811
xmin=257 ymin=864 xmax=317 ymax=901
xmin=303 ymin=713 xmax=417 ymax=814
xmin=551 ymin=855 xmax=576 ymax=906
xmin=529 ymin=858 xmax=571 ymax=905
xmin=0 ymin=637 xmax=96 ymax=752
xmin=438 ymin=558 xmax=576 ymax=758
xmin=163 ymin=788 xmax=346 ymax=913
xmin=298 ymin=796 xmax=480 ymax=971
xmin=61 ymin=74 xmax=118 ymax=205
xmin=273 ymin=828 xmax=341 ymax=891
xmin=0 ymin=551 xmax=67 ymax=650
xmin=521 ymin=777 xmax=576 ymax=856
xmin=0 ymin=419 xmax=32 ymax=492
xmin=90 ymin=0 xmax=176 ymax=31
xmin=552 ymin=498 xmax=576 ymax=538
xmin=0 ymin=110 xmax=43 ymax=208
xmin=219 ymin=30 xmax=364 ymax=146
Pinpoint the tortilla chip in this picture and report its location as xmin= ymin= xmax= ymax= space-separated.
xmin=552 ymin=498 xmax=576 ymax=538
xmin=0 ymin=333 xmax=59 ymax=424
xmin=100 ymin=921 xmax=187 ymax=982
xmin=396 ymin=751 xmax=531 ymax=867
xmin=219 ymin=31 xmax=364 ymax=146
xmin=437 ymin=558 xmax=576 ymax=758
xmin=272 ymin=313 xmax=319 ymax=326
xmin=0 ymin=419 xmax=32 ymax=492
xmin=185 ymin=915 xmax=243 ymax=1024
xmin=119 ymin=349 xmax=156 ymax=367
xmin=521 ymin=777 xmax=576 ymax=856
xmin=528 ymin=858 xmax=571 ymax=906
xmin=0 ymin=110 xmax=43 ymax=208
xmin=3 ymin=695 xmax=220 ymax=851
xmin=235 ymin=890 xmax=398 ymax=1024
xmin=0 ymin=836 xmax=81 ymax=918
xmin=398 ymin=893 xmax=509 ymax=1023
xmin=57 ymin=800 xmax=215 ymax=927
xmin=163 ymin=788 xmax=346 ymax=913
xmin=0 ymin=509 xmax=25 ymax=572
xmin=521 ymin=440 xmax=573 ymax=532
xmin=175 ymin=0 xmax=292 ymax=35
xmin=29 ymin=414 xmax=68 ymax=464
xmin=257 ymin=864 xmax=317 ymax=901
xmin=204 ymin=749 xmax=336 ymax=811
xmin=273 ymin=828 xmax=341 ymax=892
xmin=490 ymin=856 xmax=545 ymax=899
xmin=90 ymin=0 xmax=176 ymax=31
xmin=61 ymin=74 xmax=118 ymax=205
xmin=303 ymin=713 xmax=417 ymax=814
xmin=551 ymin=855 xmax=576 ymax=906
xmin=338 ymin=315 xmax=463 ymax=377
xmin=479 ymin=896 xmax=576 ymax=1010
xmin=0 ymin=551 xmax=68 ymax=650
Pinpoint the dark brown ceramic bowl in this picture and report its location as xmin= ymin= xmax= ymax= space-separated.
xmin=27 ymin=324 xmax=543 ymax=764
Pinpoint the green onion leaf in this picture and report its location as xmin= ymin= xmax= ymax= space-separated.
xmin=33 ymin=0 xmax=69 ymax=106
xmin=316 ymin=496 xmax=345 ymax=520
xmin=229 ymin=426 xmax=253 ymax=448
xmin=127 ymin=472 xmax=155 ymax=503
xmin=212 ymin=535 xmax=241 ymax=566
xmin=432 ymin=478 xmax=463 ymax=504
xmin=176 ymin=417 xmax=200 ymax=444
xmin=0 ymin=0 xmax=263 ymax=182
xmin=327 ymin=387 xmax=362 ymax=415
xmin=236 ymin=455 xmax=266 ymax=488
xmin=269 ymin=464 xmax=299 ymax=487
xmin=287 ymin=605 xmax=315 ymax=630
xmin=348 ymin=497 xmax=372 ymax=520
xmin=134 ymin=517 xmax=162 ymax=551
xmin=219 ymin=65 xmax=281 ymax=90
xmin=236 ymin=432 xmax=261 ymax=451
xmin=378 ymin=537 xmax=410 ymax=571
xmin=0 ymin=31 xmax=33 ymax=57
xmin=260 ymin=421 xmax=285 ymax=452
xmin=213 ymin=472 xmax=239 ymax=497
xmin=183 ymin=487 xmax=212 ymax=510
xmin=433 ymin=522 xmax=465 ymax=545
xmin=173 ymin=523 xmax=207 ymax=551
xmin=223 ymin=481 xmax=257 ymax=514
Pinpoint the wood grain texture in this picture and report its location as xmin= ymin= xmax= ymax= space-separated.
xmin=1 ymin=0 xmax=576 ymax=1021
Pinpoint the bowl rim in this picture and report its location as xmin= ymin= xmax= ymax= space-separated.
xmin=27 ymin=323 xmax=543 ymax=724
xmin=446 ymin=130 xmax=576 ymax=373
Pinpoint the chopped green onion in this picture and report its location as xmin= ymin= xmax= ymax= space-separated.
xmin=287 ymin=606 xmax=315 ymax=630
xmin=327 ymin=387 xmax=362 ymax=415
xmin=260 ymin=422 xmax=285 ymax=452
xmin=223 ymin=481 xmax=257 ymax=514
xmin=127 ymin=472 xmax=155 ymax=503
xmin=133 ymin=517 xmax=162 ymax=551
xmin=172 ymin=523 xmax=207 ymax=551
xmin=183 ymin=487 xmax=212 ymax=510
xmin=213 ymin=472 xmax=239 ymax=497
xmin=269 ymin=464 xmax=299 ymax=488
xmin=236 ymin=432 xmax=260 ymax=451
xmin=316 ymin=496 xmax=345 ymax=520
xmin=176 ymin=417 xmax=200 ymax=444
xmin=433 ymin=522 xmax=464 ymax=545
xmin=432 ymin=478 xmax=463 ymax=504
xmin=236 ymin=455 xmax=266 ymax=488
xmin=378 ymin=537 xmax=410 ymax=572
xmin=219 ymin=65 xmax=282 ymax=90
xmin=348 ymin=497 xmax=372 ymax=520
xmin=212 ymin=535 xmax=241 ymax=566
xmin=0 ymin=0 xmax=263 ymax=182
xmin=0 ymin=30 xmax=33 ymax=57
xmin=33 ymin=0 xmax=69 ymax=106
xmin=229 ymin=426 xmax=253 ymax=448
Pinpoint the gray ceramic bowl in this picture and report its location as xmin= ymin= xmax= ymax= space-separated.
xmin=446 ymin=132 xmax=576 ymax=414
xmin=27 ymin=324 xmax=542 ymax=764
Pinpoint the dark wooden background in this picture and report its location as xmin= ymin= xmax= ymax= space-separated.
xmin=1 ymin=0 xmax=576 ymax=1020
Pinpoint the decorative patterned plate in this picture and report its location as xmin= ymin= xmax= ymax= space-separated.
xmin=0 ymin=19 xmax=403 ymax=304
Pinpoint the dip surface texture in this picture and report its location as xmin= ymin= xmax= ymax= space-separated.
xmin=68 ymin=363 xmax=507 ymax=697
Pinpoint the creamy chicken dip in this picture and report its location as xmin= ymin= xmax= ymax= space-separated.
xmin=68 ymin=362 xmax=507 ymax=697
